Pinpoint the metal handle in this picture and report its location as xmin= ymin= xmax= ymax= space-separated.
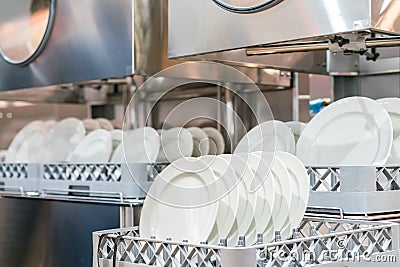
xmin=212 ymin=0 xmax=284 ymax=13
xmin=246 ymin=37 xmax=400 ymax=56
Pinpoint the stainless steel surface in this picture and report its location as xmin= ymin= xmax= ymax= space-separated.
xmin=0 ymin=197 xmax=120 ymax=267
xmin=170 ymin=0 xmax=400 ymax=58
xmin=93 ymin=217 xmax=400 ymax=267
xmin=169 ymin=0 xmax=400 ymax=74
xmin=0 ymin=0 xmax=176 ymax=91
xmin=212 ymin=0 xmax=284 ymax=13
xmin=0 ymin=0 xmax=53 ymax=65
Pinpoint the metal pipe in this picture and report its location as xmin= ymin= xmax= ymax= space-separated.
xmin=246 ymin=37 xmax=400 ymax=56
xmin=246 ymin=41 xmax=329 ymax=55
xmin=366 ymin=37 xmax=400 ymax=48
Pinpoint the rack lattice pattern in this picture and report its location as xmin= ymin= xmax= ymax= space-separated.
xmin=0 ymin=163 xmax=28 ymax=179
xmin=308 ymin=166 xmax=400 ymax=192
xmin=94 ymin=218 xmax=396 ymax=267
xmin=43 ymin=164 xmax=122 ymax=182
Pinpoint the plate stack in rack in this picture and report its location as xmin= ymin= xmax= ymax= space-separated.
xmin=140 ymin=152 xmax=309 ymax=246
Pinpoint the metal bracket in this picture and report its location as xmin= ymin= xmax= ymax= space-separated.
xmin=328 ymin=34 xmax=368 ymax=53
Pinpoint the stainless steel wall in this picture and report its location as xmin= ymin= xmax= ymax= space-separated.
xmin=0 ymin=197 xmax=120 ymax=267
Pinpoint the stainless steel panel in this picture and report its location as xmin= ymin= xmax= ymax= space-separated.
xmin=169 ymin=0 xmax=378 ymax=58
xmin=169 ymin=0 xmax=400 ymax=74
xmin=0 ymin=0 xmax=176 ymax=91
xmin=0 ymin=197 xmax=120 ymax=267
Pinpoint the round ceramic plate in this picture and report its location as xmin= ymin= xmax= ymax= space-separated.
xmin=235 ymin=153 xmax=274 ymax=239
xmin=67 ymin=129 xmax=112 ymax=163
xmin=140 ymin=157 xmax=219 ymax=243
xmin=188 ymin=127 xmax=210 ymax=157
xmin=275 ymin=151 xmax=309 ymax=240
xmin=157 ymin=127 xmax=193 ymax=162
xmin=111 ymin=127 xmax=160 ymax=163
xmin=200 ymin=155 xmax=239 ymax=244
xmin=234 ymin=120 xmax=295 ymax=154
xmin=42 ymin=118 xmax=86 ymax=162
xmin=377 ymin=98 xmax=400 ymax=164
xmin=285 ymin=121 xmax=307 ymax=144
xmin=44 ymin=120 xmax=57 ymax=129
xmin=296 ymin=97 xmax=393 ymax=166
xmin=202 ymin=127 xmax=225 ymax=155
xmin=218 ymin=154 xmax=255 ymax=239
xmin=110 ymin=129 xmax=123 ymax=155
xmin=6 ymin=120 xmax=49 ymax=163
xmin=111 ymin=119 xmax=124 ymax=130
xmin=95 ymin=118 xmax=114 ymax=131
xmin=252 ymin=151 xmax=291 ymax=242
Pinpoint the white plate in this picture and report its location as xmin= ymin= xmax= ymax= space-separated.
xmin=187 ymin=127 xmax=210 ymax=157
xmin=218 ymin=154 xmax=255 ymax=239
xmin=252 ymin=151 xmax=291 ymax=242
xmin=44 ymin=120 xmax=57 ymax=129
xmin=275 ymin=151 xmax=309 ymax=240
xmin=95 ymin=118 xmax=114 ymax=131
xmin=235 ymin=153 xmax=274 ymax=240
xmin=202 ymin=127 xmax=225 ymax=155
xmin=234 ymin=120 xmax=295 ymax=154
xmin=111 ymin=119 xmax=124 ymax=130
xmin=67 ymin=129 xmax=112 ymax=163
xmin=83 ymin=119 xmax=100 ymax=133
xmin=296 ymin=97 xmax=393 ymax=166
xmin=42 ymin=118 xmax=86 ymax=162
xmin=157 ymin=127 xmax=193 ymax=162
xmin=285 ymin=121 xmax=307 ymax=144
xmin=110 ymin=129 xmax=123 ymax=154
xmin=6 ymin=121 xmax=49 ymax=163
xmin=200 ymin=155 xmax=239 ymax=244
xmin=377 ymin=98 xmax=400 ymax=164
xmin=140 ymin=157 xmax=219 ymax=243
xmin=111 ymin=127 xmax=160 ymax=163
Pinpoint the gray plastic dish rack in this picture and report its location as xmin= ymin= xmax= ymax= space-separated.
xmin=92 ymin=217 xmax=400 ymax=267
xmin=0 ymin=163 xmax=39 ymax=194
xmin=3 ymin=163 xmax=400 ymax=214
xmin=39 ymin=163 xmax=170 ymax=199
xmin=0 ymin=162 xmax=168 ymax=200
xmin=307 ymin=166 xmax=400 ymax=216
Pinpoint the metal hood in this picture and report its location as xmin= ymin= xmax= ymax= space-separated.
xmin=169 ymin=0 xmax=400 ymax=74
xmin=0 ymin=0 xmax=178 ymax=91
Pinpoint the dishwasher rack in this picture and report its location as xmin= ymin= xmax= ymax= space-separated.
xmin=2 ymin=163 xmax=400 ymax=213
xmin=0 ymin=163 xmax=168 ymax=200
xmin=93 ymin=217 xmax=400 ymax=267
xmin=307 ymin=166 xmax=400 ymax=215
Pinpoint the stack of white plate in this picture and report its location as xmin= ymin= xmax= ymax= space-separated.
xmin=6 ymin=117 xmax=120 ymax=163
xmin=111 ymin=127 xmax=160 ymax=163
xmin=156 ymin=127 xmax=225 ymax=162
xmin=296 ymin=97 xmax=393 ymax=166
xmin=140 ymin=152 xmax=309 ymax=246
xmin=234 ymin=120 xmax=295 ymax=154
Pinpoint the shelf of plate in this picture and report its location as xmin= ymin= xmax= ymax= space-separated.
xmin=93 ymin=217 xmax=400 ymax=267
